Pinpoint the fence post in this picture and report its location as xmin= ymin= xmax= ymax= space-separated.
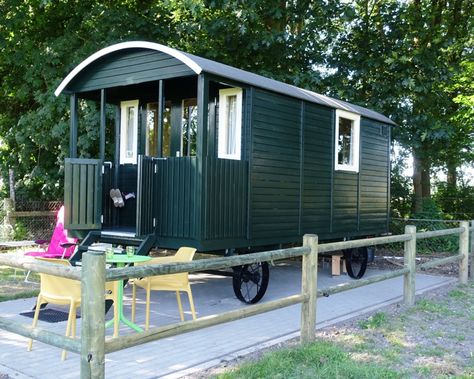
xmin=3 ymin=198 xmax=15 ymax=239
xmin=301 ymin=234 xmax=318 ymax=344
xmin=470 ymin=221 xmax=474 ymax=281
xmin=81 ymin=250 xmax=106 ymax=379
xmin=404 ymin=225 xmax=416 ymax=306
xmin=459 ymin=221 xmax=469 ymax=285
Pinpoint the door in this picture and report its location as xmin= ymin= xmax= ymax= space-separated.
xmin=64 ymin=158 xmax=103 ymax=229
xmin=136 ymin=155 xmax=158 ymax=236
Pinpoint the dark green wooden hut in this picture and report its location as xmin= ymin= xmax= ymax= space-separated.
xmin=56 ymin=41 xmax=394 ymax=297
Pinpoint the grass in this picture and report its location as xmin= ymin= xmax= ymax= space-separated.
xmin=217 ymin=341 xmax=402 ymax=379
xmin=0 ymin=265 xmax=39 ymax=302
xmin=358 ymin=312 xmax=387 ymax=330
xmin=217 ymin=283 xmax=474 ymax=379
xmin=412 ymin=299 xmax=457 ymax=316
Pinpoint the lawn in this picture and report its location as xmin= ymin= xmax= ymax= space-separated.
xmin=215 ymin=282 xmax=474 ymax=379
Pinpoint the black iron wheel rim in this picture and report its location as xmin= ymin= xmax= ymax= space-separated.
xmin=233 ymin=261 xmax=270 ymax=304
xmin=344 ymin=247 xmax=368 ymax=279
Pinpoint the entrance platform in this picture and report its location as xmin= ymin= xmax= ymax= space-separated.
xmin=0 ymin=260 xmax=455 ymax=378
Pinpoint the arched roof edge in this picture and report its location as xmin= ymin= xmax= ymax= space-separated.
xmin=54 ymin=41 xmax=203 ymax=96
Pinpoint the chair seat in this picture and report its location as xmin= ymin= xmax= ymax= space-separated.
xmin=131 ymin=247 xmax=197 ymax=328
xmin=133 ymin=277 xmax=187 ymax=291
xmin=25 ymin=251 xmax=74 ymax=258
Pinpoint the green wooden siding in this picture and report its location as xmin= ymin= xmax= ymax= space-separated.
xmin=250 ymin=89 xmax=301 ymax=241
xmin=301 ymin=103 xmax=333 ymax=235
xmin=64 ymin=158 xmax=102 ymax=230
xmin=136 ymin=156 xmax=158 ymax=236
xmin=332 ymin=171 xmax=359 ymax=233
xmin=202 ymin=158 xmax=248 ymax=241
xmin=157 ymin=157 xmax=197 ymax=239
xmin=68 ymin=49 xmax=195 ymax=93
xmin=359 ymin=119 xmax=390 ymax=233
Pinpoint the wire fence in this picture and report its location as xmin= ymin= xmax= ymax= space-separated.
xmin=370 ymin=218 xmax=466 ymax=277
xmin=0 ymin=200 xmax=62 ymax=241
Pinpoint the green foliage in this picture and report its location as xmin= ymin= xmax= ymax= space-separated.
xmin=391 ymin=147 xmax=413 ymax=218
xmin=433 ymin=178 xmax=474 ymax=220
xmin=411 ymin=198 xmax=445 ymax=220
xmin=0 ymin=0 xmax=472 ymax=206
xmin=12 ymin=221 xmax=27 ymax=241
xmin=0 ymin=0 xmax=342 ymax=200
xmin=324 ymin=0 xmax=474 ymax=206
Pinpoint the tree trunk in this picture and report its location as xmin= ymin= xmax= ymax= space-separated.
xmin=413 ymin=150 xmax=431 ymax=213
xmin=447 ymin=161 xmax=457 ymax=189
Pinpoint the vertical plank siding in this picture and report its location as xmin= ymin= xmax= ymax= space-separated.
xmin=136 ymin=156 xmax=157 ymax=236
xmin=101 ymin=164 xmax=113 ymax=227
xmin=249 ymin=90 xmax=390 ymax=243
xmin=203 ymin=158 xmax=248 ymax=240
xmin=359 ymin=119 xmax=390 ymax=233
xmin=64 ymin=158 xmax=102 ymax=229
xmin=250 ymin=90 xmax=301 ymax=240
xmin=301 ymin=103 xmax=333 ymax=235
xmin=156 ymin=157 xmax=197 ymax=239
xmin=332 ymin=171 xmax=359 ymax=233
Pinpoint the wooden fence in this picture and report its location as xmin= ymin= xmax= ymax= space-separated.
xmin=0 ymin=222 xmax=472 ymax=378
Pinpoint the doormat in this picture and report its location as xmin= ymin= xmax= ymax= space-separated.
xmin=20 ymin=309 xmax=80 ymax=323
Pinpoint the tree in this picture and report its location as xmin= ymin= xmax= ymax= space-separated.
xmin=324 ymin=0 xmax=474 ymax=213
xmin=0 ymin=0 xmax=172 ymax=199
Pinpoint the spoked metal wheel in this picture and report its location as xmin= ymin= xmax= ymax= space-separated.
xmin=344 ymin=247 xmax=368 ymax=279
xmin=233 ymin=261 xmax=270 ymax=304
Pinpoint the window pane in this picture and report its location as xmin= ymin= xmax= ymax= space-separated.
xmin=162 ymin=104 xmax=171 ymax=157
xmin=338 ymin=117 xmax=353 ymax=165
xmin=126 ymin=106 xmax=135 ymax=158
xmin=146 ymin=103 xmax=157 ymax=157
xmin=182 ymin=98 xmax=197 ymax=156
xmin=226 ymin=95 xmax=237 ymax=155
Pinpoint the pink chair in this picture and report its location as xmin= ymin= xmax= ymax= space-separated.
xmin=24 ymin=206 xmax=77 ymax=260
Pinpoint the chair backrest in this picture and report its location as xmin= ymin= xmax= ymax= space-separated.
xmin=174 ymin=247 xmax=197 ymax=262
xmin=141 ymin=247 xmax=196 ymax=288
xmin=46 ymin=206 xmax=77 ymax=258
xmin=36 ymin=258 xmax=81 ymax=300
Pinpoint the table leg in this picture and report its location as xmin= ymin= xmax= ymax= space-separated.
xmin=105 ymin=270 xmax=143 ymax=336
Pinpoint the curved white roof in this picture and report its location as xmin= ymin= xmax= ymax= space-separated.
xmin=55 ymin=41 xmax=395 ymax=125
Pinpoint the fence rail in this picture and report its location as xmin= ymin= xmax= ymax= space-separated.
xmin=0 ymin=222 xmax=472 ymax=378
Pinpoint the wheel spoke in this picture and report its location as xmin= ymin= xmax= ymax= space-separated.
xmin=233 ymin=261 xmax=270 ymax=304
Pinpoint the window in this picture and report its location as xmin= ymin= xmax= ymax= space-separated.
xmin=145 ymin=103 xmax=158 ymax=157
xmin=218 ymin=88 xmax=242 ymax=160
xmin=334 ymin=109 xmax=360 ymax=172
xmin=120 ymin=100 xmax=139 ymax=164
xmin=146 ymin=101 xmax=171 ymax=157
xmin=181 ymin=98 xmax=197 ymax=156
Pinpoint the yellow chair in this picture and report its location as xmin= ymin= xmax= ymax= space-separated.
xmin=27 ymin=258 xmax=117 ymax=360
xmin=131 ymin=247 xmax=197 ymax=330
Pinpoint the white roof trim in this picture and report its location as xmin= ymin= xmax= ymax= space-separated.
xmin=54 ymin=41 xmax=203 ymax=96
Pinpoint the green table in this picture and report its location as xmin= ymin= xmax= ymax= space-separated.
xmin=105 ymin=254 xmax=151 ymax=337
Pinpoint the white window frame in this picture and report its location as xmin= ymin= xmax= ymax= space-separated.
xmin=218 ymin=87 xmax=242 ymax=160
xmin=334 ymin=109 xmax=361 ymax=173
xmin=120 ymin=100 xmax=139 ymax=164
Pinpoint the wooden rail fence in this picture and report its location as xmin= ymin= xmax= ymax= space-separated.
xmin=0 ymin=222 xmax=472 ymax=378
